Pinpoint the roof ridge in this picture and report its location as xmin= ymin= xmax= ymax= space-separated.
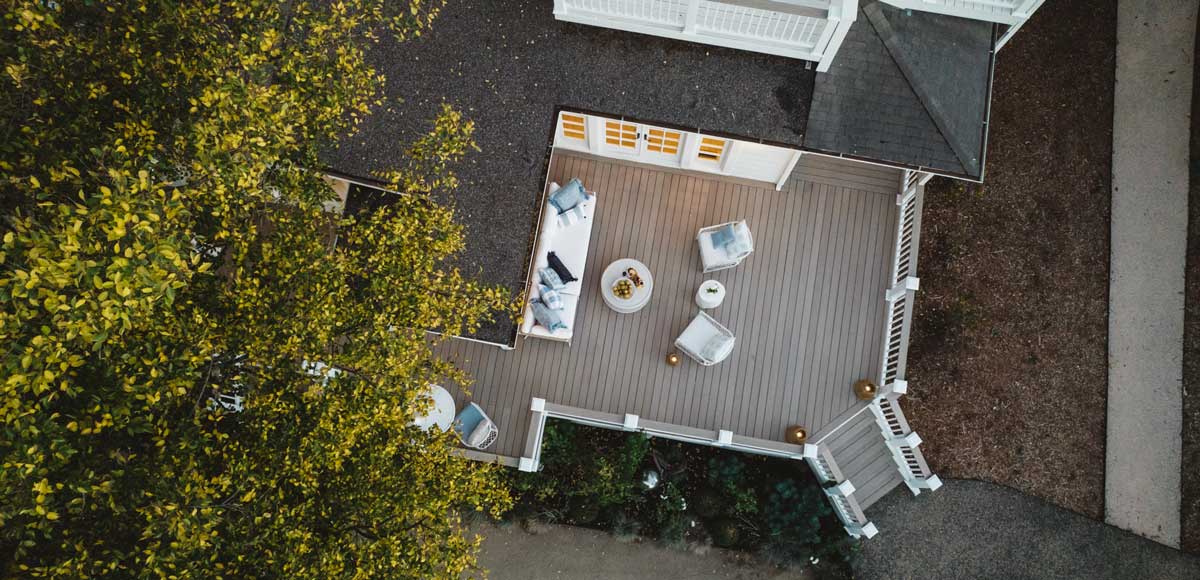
xmin=862 ymin=1 xmax=980 ymax=175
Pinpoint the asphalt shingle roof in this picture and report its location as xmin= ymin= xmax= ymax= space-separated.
xmin=323 ymin=0 xmax=814 ymax=345
xmin=805 ymin=1 xmax=995 ymax=179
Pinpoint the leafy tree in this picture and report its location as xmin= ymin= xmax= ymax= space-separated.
xmin=1 ymin=1 xmax=512 ymax=577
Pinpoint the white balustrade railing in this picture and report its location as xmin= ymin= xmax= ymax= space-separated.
xmin=805 ymin=447 xmax=877 ymax=538
xmin=880 ymin=172 xmax=924 ymax=388
xmin=564 ymin=0 xmax=688 ymax=26
xmin=870 ymin=395 xmax=941 ymax=494
xmin=555 ymin=0 xmax=858 ymax=71
xmin=694 ymin=1 xmax=828 ymax=49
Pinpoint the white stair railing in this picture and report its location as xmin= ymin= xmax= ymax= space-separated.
xmin=869 ymin=395 xmax=942 ymax=494
xmin=805 ymin=446 xmax=878 ymax=538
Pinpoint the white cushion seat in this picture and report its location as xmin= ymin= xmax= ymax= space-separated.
xmin=674 ymin=311 xmax=736 ymax=366
xmin=697 ymin=220 xmax=753 ymax=273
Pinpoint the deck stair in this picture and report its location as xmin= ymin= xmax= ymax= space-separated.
xmin=820 ymin=407 xmax=904 ymax=509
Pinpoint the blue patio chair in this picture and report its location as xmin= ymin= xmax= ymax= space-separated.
xmin=454 ymin=402 xmax=499 ymax=450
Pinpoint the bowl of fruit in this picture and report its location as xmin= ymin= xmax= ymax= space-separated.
xmin=612 ymin=279 xmax=634 ymax=300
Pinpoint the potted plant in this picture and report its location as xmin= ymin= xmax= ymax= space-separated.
xmin=695 ymin=280 xmax=726 ymax=309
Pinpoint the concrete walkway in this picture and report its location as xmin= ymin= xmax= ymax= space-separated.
xmin=1108 ymin=0 xmax=1196 ymax=547
xmin=857 ymin=480 xmax=1200 ymax=580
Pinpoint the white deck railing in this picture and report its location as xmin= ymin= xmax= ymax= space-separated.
xmin=879 ymin=170 xmax=927 ymax=388
xmin=554 ymin=0 xmax=858 ymax=71
xmin=878 ymin=0 xmax=1046 ymax=49
xmin=805 ymin=445 xmax=878 ymax=538
xmin=870 ymin=395 xmax=942 ymax=494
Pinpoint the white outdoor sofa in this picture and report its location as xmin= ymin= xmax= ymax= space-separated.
xmin=675 ymin=311 xmax=736 ymax=366
xmin=519 ymin=181 xmax=596 ymax=343
xmin=697 ymin=220 xmax=754 ymax=273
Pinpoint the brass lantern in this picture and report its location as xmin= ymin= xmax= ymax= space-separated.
xmin=853 ymin=379 xmax=878 ymax=400
xmin=785 ymin=425 xmax=808 ymax=445
xmin=666 ymin=352 xmax=681 ymax=366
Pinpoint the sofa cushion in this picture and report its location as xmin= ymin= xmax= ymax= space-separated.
xmin=538 ymin=267 xmax=566 ymax=290
xmin=710 ymin=223 xmax=736 ymax=249
xmin=558 ymin=204 xmax=586 ymax=228
xmin=546 ymin=251 xmax=578 ymax=283
xmin=549 ymin=178 xmax=587 ymax=214
xmin=539 ymin=284 xmax=564 ymax=310
xmin=700 ymin=333 xmax=734 ymax=362
xmin=530 ymin=299 xmax=567 ymax=332
xmin=466 ymin=419 xmax=493 ymax=448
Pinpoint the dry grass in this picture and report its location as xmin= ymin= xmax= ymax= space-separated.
xmin=902 ymin=0 xmax=1115 ymax=520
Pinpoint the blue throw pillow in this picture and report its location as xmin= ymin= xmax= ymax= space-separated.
xmin=539 ymin=284 xmax=564 ymax=310
xmin=710 ymin=224 xmax=736 ymax=250
xmin=538 ymin=267 xmax=565 ymax=290
xmin=530 ymin=299 xmax=567 ymax=332
xmin=549 ymin=178 xmax=587 ymax=214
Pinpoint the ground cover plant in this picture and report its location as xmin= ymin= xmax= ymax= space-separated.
xmin=507 ymin=420 xmax=858 ymax=579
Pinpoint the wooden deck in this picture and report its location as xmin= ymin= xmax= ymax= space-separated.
xmin=437 ymin=151 xmax=902 ymax=462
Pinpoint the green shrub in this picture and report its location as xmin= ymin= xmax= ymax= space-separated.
xmin=691 ymin=487 xmax=724 ymax=519
xmin=709 ymin=517 xmax=741 ymax=548
xmin=568 ymin=498 xmax=601 ymax=525
xmin=706 ymin=455 xmax=758 ymax=515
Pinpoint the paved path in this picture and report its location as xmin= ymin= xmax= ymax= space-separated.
xmin=857 ymin=480 xmax=1200 ymax=580
xmin=473 ymin=522 xmax=808 ymax=580
xmin=1107 ymin=0 xmax=1196 ymax=547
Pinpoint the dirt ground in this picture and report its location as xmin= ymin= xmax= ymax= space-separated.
xmin=1182 ymin=15 xmax=1200 ymax=555
xmin=903 ymin=0 xmax=1115 ymax=521
xmin=473 ymin=522 xmax=810 ymax=580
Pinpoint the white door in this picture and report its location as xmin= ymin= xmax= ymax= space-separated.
xmin=641 ymin=126 xmax=684 ymax=166
xmin=602 ymin=119 xmax=640 ymax=157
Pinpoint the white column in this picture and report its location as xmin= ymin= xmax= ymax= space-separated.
xmin=816 ymin=0 xmax=858 ymax=72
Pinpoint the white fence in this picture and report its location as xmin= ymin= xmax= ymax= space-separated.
xmin=554 ymin=0 xmax=858 ymax=71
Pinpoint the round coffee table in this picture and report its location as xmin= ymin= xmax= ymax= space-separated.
xmin=412 ymin=384 xmax=456 ymax=432
xmin=600 ymin=258 xmax=654 ymax=313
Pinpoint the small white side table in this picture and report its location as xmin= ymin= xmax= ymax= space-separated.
xmin=696 ymin=280 xmax=726 ymax=309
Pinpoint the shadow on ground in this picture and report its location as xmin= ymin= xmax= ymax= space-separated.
xmin=858 ymin=480 xmax=1200 ymax=580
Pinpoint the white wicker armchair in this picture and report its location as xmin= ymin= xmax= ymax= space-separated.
xmin=674 ymin=311 xmax=736 ymax=366
xmin=697 ymin=220 xmax=754 ymax=272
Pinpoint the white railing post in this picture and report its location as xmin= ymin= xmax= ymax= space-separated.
xmin=816 ymin=0 xmax=857 ymax=72
xmin=845 ymin=521 xmax=879 ymax=539
xmin=683 ymin=0 xmax=700 ymax=34
xmin=519 ymin=397 xmax=549 ymax=472
xmin=886 ymin=276 xmax=920 ymax=302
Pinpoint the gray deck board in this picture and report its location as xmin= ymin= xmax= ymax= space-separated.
xmin=437 ymin=151 xmax=900 ymax=462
